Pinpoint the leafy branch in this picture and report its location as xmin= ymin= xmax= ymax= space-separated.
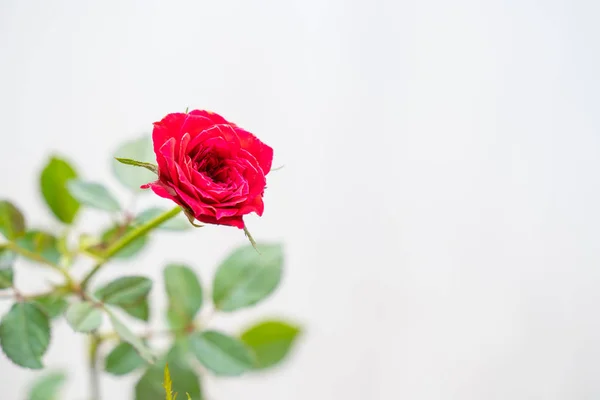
xmin=0 ymin=139 xmax=300 ymax=400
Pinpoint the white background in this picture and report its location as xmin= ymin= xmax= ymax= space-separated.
xmin=1 ymin=0 xmax=600 ymax=399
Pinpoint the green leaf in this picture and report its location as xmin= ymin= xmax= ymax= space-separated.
xmin=67 ymin=179 xmax=120 ymax=212
xmin=212 ymin=243 xmax=283 ymax=312
xmin=28 ymin=371 xmax=66 ymax=400
xmin=0 ymin=200 xmax=26 ymax=239
xmin=0 ymin=248 xmax=16 ymax=289
xmin=134 ymin=208 xmax=191 ymax=231
xmin=0 ymin=302 xmax=50 ymax=369
xmin=189 ymin=330 xmax=254 ymax=376
xmin=120 ymin=298 xmax=150 ymax=322
xmin=99 ymin=225 xmax=148 ymax=259
xmin=0 ymin=269 xmax=13 ymax=289
xmin=135 ymin=342 xmax=202 ymax=400
xmin=112 ymin=136 xmax=157 ymax=191
xmin=15 ymin=231 xmax=61 ymax=265
xmin=95 ymin=276 xmax=152 ymax=306
xmin=40 ymin=157 xmax=80 ymax=224
xmin=31 ymin=294 xmax=68 ymax=319
xmin=95 ymin=276 xmax=152 ymax=322
xmin=108 ymin=310 xmax=154 ymax=363
xmin=65 ymin=302 xmax=102 ymax=333
xmin=105 ymin=342 xmax=145 ymax=376
xmin=240 ymin=320 xmax=301 ymax=369
xmin=164 ymin=265 xmax=202 ymax=330
xmin=0 ymin=247 xmax=16 ymax=269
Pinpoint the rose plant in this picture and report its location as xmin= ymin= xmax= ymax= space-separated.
xmin=0 ymin=110 xmax=301 ymax=400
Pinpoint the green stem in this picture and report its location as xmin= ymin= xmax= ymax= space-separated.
xmin=89 ymin=334 xmax=101 ymax=400
xmin=4 ymin=242 xmax=76 ymax=287
xmin=81 ymin=206 xmax=182 ymax=289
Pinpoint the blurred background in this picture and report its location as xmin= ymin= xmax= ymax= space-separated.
xmin=2 ymin=0 xmax=600 ymax=399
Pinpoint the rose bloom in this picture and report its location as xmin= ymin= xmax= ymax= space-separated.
xmin=142 ymin=110 xmax=273 ymax=229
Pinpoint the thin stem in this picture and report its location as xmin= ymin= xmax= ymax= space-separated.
xmin=106 ymin=206 xmax=182 ymax=258
xmin=89 ymin=334 xmax=101 ymax=400
xmin=80 ymin=206 xmax=182 ymax=289
xmin=4 ymin=242 xmax=76 ymax=287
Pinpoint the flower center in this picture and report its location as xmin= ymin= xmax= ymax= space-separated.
xmin=195 ymin=153 xmax=228 ymax=183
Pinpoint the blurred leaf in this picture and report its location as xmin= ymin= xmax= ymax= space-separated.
xmin=108 ymin=310 xmax=154 ymax=363
xmin=0 ymin=247 xmax=16 ymax=269
xmin=240 ymin=320 xmax=301 ymax=370
xmin=189 ymin=330 xmax=254 ymax=376
xmin=27 ymin=371 xmax=66 ymax=400
xmin=16 ymin=231 xmax=61 ymax=265
xmin=120 ymin=298 xmax=150 ymax=322
xmin=164 ymin=265 xmax=202 ymax=330
xmin=0 ymin=200 xmax=26 ymax=239
xmin=65 ymin=302 xmax=102 ymax=333
xmin=96 ymin=276 xmax=152 ymax=322
xmin=67 ymin=180 xmax=120 ymax=212
xmin=134 ymin=208 xmax=191 ymax=231
xmin=105 ymin=342 xmax=145 ymax=376
xmin=0 ymin=248 xmax=16 ymax=289
xmin=99 ymin=225 xmax=148 ymax=259
xmin=0 ymin=302 xmax=50 ymax=369
xmin=112 ymin=136 xmax=156 ymax=191
xmin=212 ymin=243 xmax=283 ymax=312
xmin=40 ymin=157 xmax=80 ymax=224
xmin=135 ymin=342 xmax=202 ymax=400
xmin=95 ymin=276 xmax=152 ymax=306
xmin=32 ymin=294 xmax=67 ymax=319
xmin=0 ymin=269 xmax=13 ymax=289
xmin=56 ymin=233 xmax=71 ymax=262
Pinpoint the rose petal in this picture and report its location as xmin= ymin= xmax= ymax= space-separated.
xmin=173 ymin=163 xmax=200 ymax=201
xmin=238 ymin=195 xmax=265 ymax=216
xmin=197 ymin=213 xmax=245 ymax=229
xmin=152 ymin=113 xmax=187 ymax=154
xmin=189 ymin=110 xmax=233 ymax=126
xmin=188 ymin=124 xmax=240 ymax=157
xmin=158 ymin=138 xmax=178 ymax=184
xmin=235 ymin=127 xmax=273 ymax=174
xmin=178 ymin=132 xmax=191 ymax=164
xmin=181 ymin=113 xmax=218 ymax=138
xmin=143 ymin=181 xmax=177 ymax=201
xmin=172 ymin=185 xmax=216 ymax=218
xmin=215 ymin=207 xmax=241 ymax=220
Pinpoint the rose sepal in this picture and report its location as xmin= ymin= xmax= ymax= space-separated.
xmin=114 ymin=158 xmax=158 ymax=175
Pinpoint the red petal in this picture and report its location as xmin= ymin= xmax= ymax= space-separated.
xmin=144 ymin=181 xmax=177 ymax=201
xmin=215 ymin=207 xmax=240 ymax=220
xmin=172 ymin=185 xmax=215 ymax=218
xmin=238 ymin=195 xmax=265 ymax=216
xmin=197 ymin=213 xmax=245 ymax=229
xmin=152 ymin=113 xmax=187 ymax=156
xmin=189 ymin=110 xmax=233 ymax=126
xmin=181 ymin=113 xmax=218 ymax=137
xmin=234 ymin=128 xmax=273 ymax=174
xmin=158 ymin=138 xmax=178 ymax=184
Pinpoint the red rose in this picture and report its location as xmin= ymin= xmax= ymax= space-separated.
xmin=142 ymin=110 xmax=273 ymax=229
